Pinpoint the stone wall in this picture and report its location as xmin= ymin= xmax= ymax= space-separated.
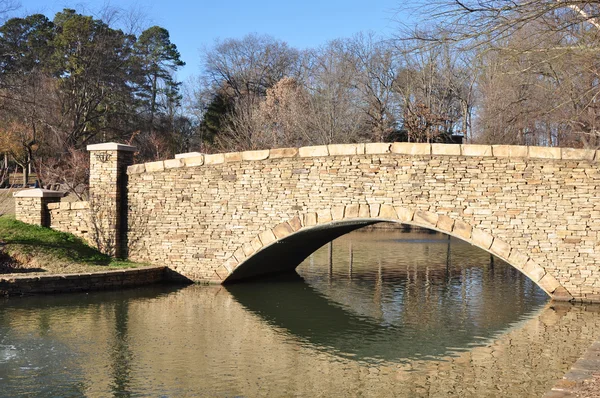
xmin=47 ymin=201 xmax=93 ymax=245
xmin=0 ymin=266 xmax=167 ymax=296
xmin=124 ymin=142 xmax=600 ymax=302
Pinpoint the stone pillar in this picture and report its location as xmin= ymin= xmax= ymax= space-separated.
xmin=87 ymin=143 xmax=136 ymax=258
xmin=14 ymin=189 xmax=65 ymax=227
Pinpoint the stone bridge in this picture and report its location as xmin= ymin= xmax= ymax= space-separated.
xmin=14 ymin=142 xmax=600 ymax=302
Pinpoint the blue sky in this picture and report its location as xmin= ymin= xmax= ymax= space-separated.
xmin=19 ymin=0 xmax=409 ymax=81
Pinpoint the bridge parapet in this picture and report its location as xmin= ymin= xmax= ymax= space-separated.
xmin=127 ymin=143 xmax=599 ymax=175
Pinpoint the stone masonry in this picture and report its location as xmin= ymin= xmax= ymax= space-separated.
xmin=13 ymin=189 xmax=65 ymax=227
xmin=120 ymin=142 xmax=600 ymax=303
xmin=87 ymin=143 xmax=135 ymax=258
xmin=13 ymin=142 xmax=600 ymax=303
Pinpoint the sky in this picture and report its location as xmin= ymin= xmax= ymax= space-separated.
xmin=18 ymin=0 xmax=410 ymax=81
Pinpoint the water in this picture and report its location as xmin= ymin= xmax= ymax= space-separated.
xmin=1 ymin=229 xmax=599 ymax=397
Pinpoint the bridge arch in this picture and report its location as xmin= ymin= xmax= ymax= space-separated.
xmin=219 ymin=204 xmax=571 ymax=301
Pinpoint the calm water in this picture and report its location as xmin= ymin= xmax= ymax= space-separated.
xmin=1 ymin=229 xmax=599 ymax=397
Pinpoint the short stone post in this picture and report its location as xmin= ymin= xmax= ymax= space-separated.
xmin=87 ymin=143 xmax=136 ymax=258
xmin=13 ymin=189 xmax=65 ymax=227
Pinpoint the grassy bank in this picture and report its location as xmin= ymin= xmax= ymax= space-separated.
xmin=0 ymin=216 xmax=144 ymax=275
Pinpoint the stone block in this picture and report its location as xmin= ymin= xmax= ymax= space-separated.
xmin=328 ymin=143 xmax=364 ymax=156
xmin=552 ymin=287 xmax=574 ymax=301
xmin=461 ymin=144 xmax=492 ymax=157
xmin=242 ymin=243 xmax=255 ymax=257
xmin=144 ymin=161 xmax=165 ymax=173
xmin=395 ymin=207 xmax=414 ymax=223
xmin=258 ymin=230 xmax=277 ymax=246
xmin=233 ymin=247 xmax=246 ymax=263
xmin=222 ymin=257 xmax=238 ymax=273
xmin=47 ymin=203 xmax=60 ymax=210
xmin=391 ymin=142 xmax=431 ymax=155
xmin=331 ymin=205 xmax=345 ymax=220
xmin=60 ymin=202 xmax=71 ymax=210
xmin=344 ymin=204 xmax=360 ymax=218
xmin=452 ymin=220 xmax=472 ymax=240
xmin=490 ymin=238 xmax=511 ymax=259
xmin=71 ymin=201 xmax=89 ymax=210
xmin=214 ymin=265 xmax=230 ymax=280
xmin=492 ymin=145 xmax=528 ymax=158
xmin=251 ymin=237 xmax=263 ymax=252
xmin=414 ymin=210 xmax=438 ymax=227
xmin=304 ymin=212 xmax=317 ymax=227
xmin=317 ymin=209 xmax=332 ymax=223
xmin=539 ymin=272 xmax=560 ymax=293
xmin=127 ymin=164 xmax=146 ymax=174
xmin=299 ymin=145 xmax=329 ymax=157
xmin=471 ymin=228 xmax=493 ymax=250
xmin=272 ymin=222 xmax=294 ymax=239
xmin=523 ymin=260 xmax=546 ymax=282
xmin=379 ymin=204 xmax=397 ymax=219
xmin=365 ymin=143 xmax=391 ymax=154
xmin=204 ymin=153 xmax=225 ymax=165
xmin=508 ymin=250 xmax=529 ymax=269
xmin=359 ymin=204 xmax=370 ymax=218
xmin=432 ymin=144 xmax=461 ymax=156
xmin=288 ymin=216 xmax=303 ymax=231
xmin=175 ymin=152 xmax=203 ymax=159
xmin=561 ymin=148 xmax=595 ymax=160
xmin=224 ymin=152 xmax=243 ymax=162
xmin=242 ymin=150 xmax=270 ymax=161
xmin=369 ymin=204 xmax=381 ymax=217
xmin=529 ymin=146 xmax=561 ymax=159
xmin=270 ymin=147 xmax=299 ymax=158
xmin=436 ymin=215 xmax=454 ymax=232
xmin=164 ymin=159 xmax=184 ymax=169
xmin=183 ymin=155 xmax=204 ymax=167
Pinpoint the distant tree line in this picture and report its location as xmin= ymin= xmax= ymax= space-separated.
xmin=2 ymin=1 xmax=600 ymax=195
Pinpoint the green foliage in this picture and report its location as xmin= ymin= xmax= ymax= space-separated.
xmin=0 ymin=14 xmax=54 ymax=76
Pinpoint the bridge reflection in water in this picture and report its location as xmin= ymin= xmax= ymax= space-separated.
xmin=1 ymin=230 xmax=599 ymax=397
xmin=227 ymin=229 xmax=548 ymax=363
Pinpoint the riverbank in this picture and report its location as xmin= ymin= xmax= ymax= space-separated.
xmin=0 ymin=216 xmax=147 ymax=277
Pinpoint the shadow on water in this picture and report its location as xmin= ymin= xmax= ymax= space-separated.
xmin=225 ymin=272 xmax=547 ymax=363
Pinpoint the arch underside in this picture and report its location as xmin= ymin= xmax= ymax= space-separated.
xmin=222 ymin=215 xmax=571 ymax=302
xmin=225 ymin=219 xmax=380 ymax=282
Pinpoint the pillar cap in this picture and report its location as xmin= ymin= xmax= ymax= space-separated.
xmin=13 ymin=189 xmax=66 ymax=198
xmin=87 ymin=142 xmax=137 ymax=152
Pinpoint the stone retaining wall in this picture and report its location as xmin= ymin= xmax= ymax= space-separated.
xmin=0 ymin=266 xmax=167 ymax=296
xmin=47 ymin=201 xmax=93 ymax=245
xmin=124 ymin=142 xmax=600 ymax=302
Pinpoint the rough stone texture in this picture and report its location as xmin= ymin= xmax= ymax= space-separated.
xmin=270 ymin=148 xmax=299 ymax=158
xmin=562 ymin=148 xmax=596 ymax=161
xmin=48 ymin=201 xmax=93 ymax=245
xmin=461 ymin=144 xmax=493 ymax=157
xmin=328 ymin=143 xmax=365 ymax=156
xmin=122 ymin=148 xmax=600 ymax=302
xmin=492 ymin=145 xmax=528 ymax=158
xmin=365 ymin=143 xmax=391 ymax=154
xmin=0 ymin=266 xmax=167 ymax=296
xmin=14 ymin=143 xmax=600 ymax=302
xmin=432 ymin=144 xmax=461 ymax=156
xmin=88 ymin=147 xmax=134 ymax=258
xmin=242 ymin=150 xmax=270 ymax=161
xmin=391 ymin=142 xmax=431 ymax=155
xmin=164 ymin=159 xmax=184 ymax=169
xmin=204 ymin=154 xmax=225 ymax=165
xmin=14 ymin=196 xmax=61 ymax=227
xmin=299 ymin=145 xmax=328 ymax=157
xmin=530 ymin=146 xmax=561 ymax=159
